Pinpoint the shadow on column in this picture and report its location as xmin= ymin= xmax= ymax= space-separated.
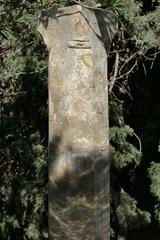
xmin=48 ymin=136 xmax=110 ymax=240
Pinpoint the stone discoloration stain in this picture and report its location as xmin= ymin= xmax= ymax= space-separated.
xmin=72 ymin=13 xmax=88 ymax=37
xmin=81 ymin=52 xmax=93 ymax=68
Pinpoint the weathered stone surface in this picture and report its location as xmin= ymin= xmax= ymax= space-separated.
xmin=38 ymin=4 xmax=117 ymax=240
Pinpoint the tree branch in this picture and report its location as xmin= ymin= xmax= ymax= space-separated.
xmin=109 ymin=52 xmax=119 ymax=93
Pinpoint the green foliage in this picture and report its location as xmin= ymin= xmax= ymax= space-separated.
xmin=0 ymin=131 xmax=48 ymax=239
xmin=0 ymin=215 xmax=20 ymax=231
xmin=133 ymin=6 xmax=160 ymax=48
xmin=110 ymin=125 xmax=134 ymax=142
xmin=0 ymin=1 xmax=48 ymax=239
xmin=109 ymin=97 xmax=124 ymax=126
xmin=148 ymin=162 xmax=160 ymax=222
xmin=148 ymin=162 xmax=160 ymax=201
xmin=154 ymin=203 xmax=160 ymax=221
xmin=115 ymin=190 xmax=151 ymax=230
xmin=110 ymin=126 xmax=141 ymax=168
xmin=107 ymin=0 xmax=160 ymax=232
xmin=106 ymin=0 xmax=160 ymax=49
xmin=109 ymin=1 xmax=160 ymax=237
xmin=148 ymin=162 xmax=160 ymax=200
xmin=25 ymin=223 xmax=40 ymax=240
xmin=0 ymin=215 xmax=20 ymax=238
xmin=105 ymin=0 xmax=141 ymax=19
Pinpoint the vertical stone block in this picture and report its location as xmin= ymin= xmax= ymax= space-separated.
xmin=38 ymin=5 xmax=117 ymax=240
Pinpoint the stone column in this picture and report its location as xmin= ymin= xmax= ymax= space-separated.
xmin=38 ymin=4 xmax=117 ymax=240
